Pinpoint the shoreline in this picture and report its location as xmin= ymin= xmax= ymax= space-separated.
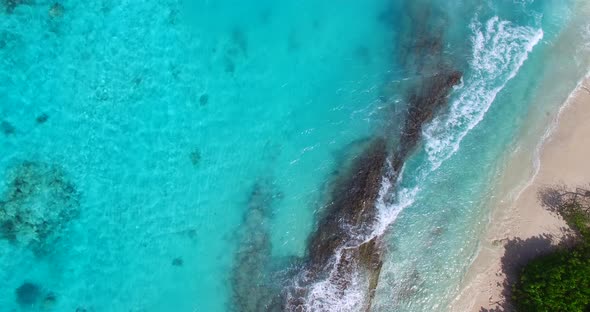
xmin=450 ymin=76 xmax=590 ymax=311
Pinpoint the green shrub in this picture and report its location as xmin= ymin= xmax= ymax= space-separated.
xmin=513 ymin=247 xmax=590 ymax=312
xmin=564 ymin=208 xmax=590 ymax=242
xmin=513 ymin=197 xmax=590 ymax=312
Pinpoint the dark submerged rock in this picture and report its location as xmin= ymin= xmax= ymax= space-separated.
xmin=223 ymin=2 xmax=462 ymax=309
xmin=42 ymin=292 xmax=57 ymax=308
xmin=224 ymin=57 xmax=236 ymax=74
xmin=230 ymin=28 xmax=248 ymax=56
xmin=396 ymin=70 xmax=462 ymax=164
xmin=132 ymin=76 xmax=142 ymax=86
xmin=355 ymin=45 xmax=371 ymax=65
xmin=49 ymin=2 xmax=64 ymax=18
xmin=283 ymin=4 xmax=462 ymax=307
xmin=231 ymin=180 xmax=284 ymax=312
xmin=172 ymin=257 xmax=183 ymax=267
xmin=3 ymin=0 xmax=28 ymax=13
xmin=15 ymin=282 xmax=41 ymax=306
xmin=284 ymin=138 xmax=388 ymax=311
xmin=199 ymin=94 xmax=209 ymax=106
xmin=259 ymin=8 xmax=272 ymax=25
xmin=36 ymin=113 xmax=49 ymax=124
xmin=1 ymin=120 xmax=15 ymax=135
xmin=307 ymin=138 xmax=387 ymax=269
xmin=189 ymin=149 xmax=201 ymax=166
xmin=0 ymin=219 xmax=16 ymax=241
xmin=0 ymin=29 xmax=18 ymax=49
xmin=0 ymin=161 xmax=80 ymax=255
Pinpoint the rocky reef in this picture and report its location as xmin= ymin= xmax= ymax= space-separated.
xmin=284 ymin=138 xmax=388 ymax=311
xmin=395 ymin=69 xmax=462 ymax=167
xmin=1 ymin=120 xmax=15 ymax=135
xmin=281 ymin=3 xmax=463 ymax=309
xmin=231 ymin=180 xmax=284 ymax=312
xmin=2 ymin=0 xmax=28 ymax=14
xmin=14 ymin=281 xmax=57 ymax=309
xmin=282 ymin=70 xmax=462 ymax=311
xmin=15 ymin=282 xmax=41 ymax=306
xmin=306 ymin=138 xmax=387 ymax=271
xmin=226 ymin=2 xmax=463 ymax=310
xmin=0 ymin=161 xmax=80 ymax=256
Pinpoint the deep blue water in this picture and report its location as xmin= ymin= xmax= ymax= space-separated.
xmin=1 ymin=0 xmax=589 ymax=311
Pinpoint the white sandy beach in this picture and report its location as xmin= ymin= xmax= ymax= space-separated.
xmin=451 ymin=77 xmax=590 ymax=311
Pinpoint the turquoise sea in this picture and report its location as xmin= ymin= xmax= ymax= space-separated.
xmin=1 ymin=0 xmax=589 ymax=311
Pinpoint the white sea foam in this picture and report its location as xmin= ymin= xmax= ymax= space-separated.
xmin=303 ymin=248 xmax=366 ymax=311
xmin=520 ymin=71 xmax=590 ymax=202
xmin=301 ymin=16 xmax=544 ymax=312
xmin=423 ymin=16 xmax=543 ymax=171
xmin=375 ymin=16 xmax=543 ymax=235
xmin=582 ymin=23 xmax=590 ymax=52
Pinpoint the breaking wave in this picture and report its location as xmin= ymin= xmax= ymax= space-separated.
xmin=303 ymin=16 xmax=544 ymax=311
xmin=376 ymin=15 xmax=543 ymax=237
xmin=423 ymin=16 xmax=544 ymax=171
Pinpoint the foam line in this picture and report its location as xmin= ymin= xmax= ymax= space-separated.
xmin=300 ymin=16 xmax=545 ymax=312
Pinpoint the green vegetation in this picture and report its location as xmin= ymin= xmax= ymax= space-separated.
xmin=512 ymin=187 xmax=590 ymax=312
xmin=513 ymin=246 xmax=590 ymax=312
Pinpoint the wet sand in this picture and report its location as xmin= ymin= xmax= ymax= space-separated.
xmin=451 ymin=77 xmax=590 ymax=311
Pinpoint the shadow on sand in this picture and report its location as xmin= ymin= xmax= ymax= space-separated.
xmin=478 ymin=185 xmax=582 ymax=311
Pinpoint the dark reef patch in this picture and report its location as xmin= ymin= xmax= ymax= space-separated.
xmin=199 ymin=94 xmax=209 ymax=106
xmin=43 ymin=292 xmax=57 ymax=308
xmin=231 ymin=180 xmax=284 ymax=312
xmin=285 ymin=65 xmax=461 ymax=307
xmin=376 ymin=0 xmax=463 ymax=172
xmin=230 ymin=27 xmax=248 ymax=57
xmin=170 ymin=64 xmax=181 ymax=80
xmin=15 ymin=282 xmax=41 ymax=306
xmin=396 ymin=70 xmax=462 ymax=164
xmin=377 ymin=1 xmax=454 ymax=105
xmin=167 ymin=7 xmax=179 ymax=25
xmin=284 ymin=139 xmax=388 ymax=311
xmin=281 ymin=2 xmax=462 ymax=309
xmin=221 ymin=27 xmax=249 ymax=75
xmin=1 ymin=120 xmax=15 ymax=135
xmin=36 ymin=113 xmax=49 ymax=124
xmin=307 ymin=138 xmax=387 ymax=270
xmin=355 ymin=45 xmax=371 ymax=66
xmin=259 ymin=8 xmax=272 ymax=25
xmin=132 ymin=76 xmax=143 ymax=86
xmin=0 ymin=161 xmax=80 ymax=255
xmin=389 ymin=267 xmax=425 ymax=304
xmin=189 ymin=149 xmax=201 ymax=166
xmin=172 ymin=257 xmax=183 ymax=267
xmin=2 ymin=0 xmax=28 ymax=14
xmin=49 ymin=2 xmax=64 ymax=18
xmin=0 ymin=31 xmax=17 ymax=49
xmin=224 ymin=57 xmax=236 ymax=74
xmin=387 ymin=2 xmax=449 ymax=72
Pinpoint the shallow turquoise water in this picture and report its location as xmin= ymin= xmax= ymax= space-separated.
xmin=0 ymin=0 xmax=588 ymax=311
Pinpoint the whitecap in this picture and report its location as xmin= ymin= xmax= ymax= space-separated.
xmin=423 ymin=16 xmax=544 ymax=172
xmin=300 ymin=15 xmax=545 ymax=312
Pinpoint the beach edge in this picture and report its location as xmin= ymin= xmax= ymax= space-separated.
xmin=450 ymin=76 xmax=590 ymax=311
